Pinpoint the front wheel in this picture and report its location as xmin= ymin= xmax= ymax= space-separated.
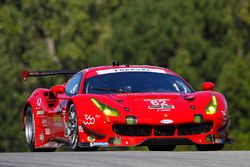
xmin=148 ymin=145 xmax=176 ymax=151
xmin=67 ymin=104 xmax=98 ymax=151
xmin=196 ymin=144 xmax=224 ymax=151
xmin=24 ymin=106 xmax=56 ymax=152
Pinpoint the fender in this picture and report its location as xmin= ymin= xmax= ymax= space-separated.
xmin=22 ymin=89 xmax=47 ymax=130
xmin=70 ymin=94 xmax=123 ymax=142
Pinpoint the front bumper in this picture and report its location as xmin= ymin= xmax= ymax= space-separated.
xmin=78 ymin=119 xmax=230 ymax=148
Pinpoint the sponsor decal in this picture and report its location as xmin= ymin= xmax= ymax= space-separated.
xmin=52 ymin=115 xmax=62 ymax=122
xmin=221 ymin=110 xmax=227 ymax=116
xmin=96 ymin=68 xmax=166 ymax=75
xmin=37 ymin=110 xmax=44 ymax=115
xmin=37 ymin=98 xmax=42 ymax=107
xmin=54 ymin=122 xmax=63 ymax=127
xmin=53 ymin=115 xmax=63 ymax=127
xmin=87 ymin=135 xmax=96 ymax=142
xmin=41 ymin=118 xmax=48 ymax=126
xmin=221 ymin=110 xmax=228 ymax=121
xmin=215 ymin=139 xmax=223 ymax=144
xmin=90 ymin=142 xmax=109 ymax=147
xmin=145 ymin=99 xmax=175 ymax=111
xmin=83 ymin=114 xmax=95 ymax=125
xmin=113 ymin=137 xmax=122 ymax=145
xmin=160 ymin=119 xmax=174 ymax=124
xmin=45 ymin=128 xmax=51 ymax=135
xmin=78 ymin=126 xmax=84 ymax=132
xmin=41 ymin=142 xmax=63 ymax=148
xmin=62 ymin=109 xmax=66 ymax=114
xmin=144 ymin=99 xmax=170 ymax=102
xmin=149 ymin=105 xmax=175 ymax=109
xmin=39 ymin=133 xmax=44 ymax=141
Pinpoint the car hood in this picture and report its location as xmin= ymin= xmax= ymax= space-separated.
xmin=103 ymin=92 xmax=212 ymax=124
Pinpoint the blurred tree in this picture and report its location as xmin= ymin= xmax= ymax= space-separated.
xmin=0 ymin=0 xmax=120 ymax=151
xmin=103 ymin=0 xmax=250 ymax=150
xmin=218 ymin=54 xmax=250 ymax=149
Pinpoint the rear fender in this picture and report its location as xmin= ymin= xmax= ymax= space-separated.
xmin=23 ymin=88 xmax=60 ymax=148
xmin=22 ymin=90 xmax=42 ymax=130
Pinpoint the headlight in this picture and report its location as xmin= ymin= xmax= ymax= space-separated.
xmin=90 ymin=98 xmax=120 ymax=117
xmin=205 ymin=95 xmax=218 ymax=115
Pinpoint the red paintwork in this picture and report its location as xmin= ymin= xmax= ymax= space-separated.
xmin=22 ymin=65 xmax=230 ymax=149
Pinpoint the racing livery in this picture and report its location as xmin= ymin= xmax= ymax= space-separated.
xmin=21 ymin=64 xmax=231 ymax=151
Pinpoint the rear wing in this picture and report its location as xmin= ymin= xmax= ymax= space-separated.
xmin=22 ymin=70 xmax=78 ymax=81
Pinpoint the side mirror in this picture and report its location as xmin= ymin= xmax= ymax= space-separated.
xmin=202 ymin=82 xmax=215 ymax=91
xmin=51 ymin=85 xmax=65 ymax=94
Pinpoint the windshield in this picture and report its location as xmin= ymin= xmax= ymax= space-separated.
xmin=84 ymin=72 xmax=193 ymax=94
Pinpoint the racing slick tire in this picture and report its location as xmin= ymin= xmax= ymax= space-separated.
xmin=67 ymin=104 xmax=98 ymax=151
xmin=196 ymin=144 xmax=224 ymax=151
xmin=24 ymin=106 xmax=56 ymax=152
xmin=148 ymin=145 xmax=176 ymax=151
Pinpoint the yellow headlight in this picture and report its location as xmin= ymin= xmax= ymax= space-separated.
xmin=205 ymin=95 xmax=218 ymax=115
xmin=90 ymin=98 xmax=120 ymax=117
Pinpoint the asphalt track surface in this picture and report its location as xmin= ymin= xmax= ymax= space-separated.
xmin=0 ymin=151 xmax=249 ymax=167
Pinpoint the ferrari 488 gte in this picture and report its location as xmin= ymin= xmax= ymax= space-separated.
xmin=21 ymin=64 xmax=231 ymax=151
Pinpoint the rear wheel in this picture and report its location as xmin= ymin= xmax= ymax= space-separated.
xmin=24 ymin=106 xmax=56 ymax=152
xmin=67 ymin=104 xmax=98 ymax=151
xmin=148 ymin=145 xmax=176 ymax=151
xmin=196 ymin=144 xmax=224 ymax=151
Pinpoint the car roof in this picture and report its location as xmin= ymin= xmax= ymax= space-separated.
xmin=82 ymin=65 xmax=178 ymax=79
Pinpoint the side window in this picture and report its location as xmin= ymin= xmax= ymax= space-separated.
xmin=65 ymin=73 xmax=83 ymax=96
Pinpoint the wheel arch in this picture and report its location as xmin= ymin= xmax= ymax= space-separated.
xmin=67 ymin=100 xmax=74 ymax=111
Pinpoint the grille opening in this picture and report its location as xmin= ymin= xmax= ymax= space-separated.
xmin=112 ymin=122 xmax=213 ymax=137
xmin=112 ymin=125 xmax=151 ymax=136
xmin=178 ymin=122 xmax=213 ymax=136
xmin=154 ymin=125 xmax=175 ymax=136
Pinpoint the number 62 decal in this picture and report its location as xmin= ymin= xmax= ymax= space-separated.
xmin=145 ymin=99 xmax=175 ymax=110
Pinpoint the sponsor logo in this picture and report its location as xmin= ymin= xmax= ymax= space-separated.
xmin=160 ymin=119 xmax=174 ymax=124
xmin=45 ymin=128 xmax=51 ymax=135
xmin=52 ymin=115 xmax=63 ymax=127
xmin=145 ymin=99 xmax=175 ymax=111
xmin=37 ymin=110 xmax=44 ymax=115
xmin=96 ymin=68 xmax=166 ymax=75
xmin=41 ymin=142 xmax=63 ymax=148
xmin=54 ymin=122 xmax=63 ymax=127
xmin=90 ymin=142 xmax=109 ymax=147
xmin=39 ymin=133 xmax=44 ymax=141
xmin=215 ymin=139 xmax=223 ymax=144
xmin=42 ymin=118 xmax=48 ymax=126
xmin=149 ymin=105 xmax=175 ymax=109
xmin=78 ymin=126 xmax=84 ymax=132
xmin=83 ymin=114 xmax=95 ymax=125
xmin=87 ymin=135 xmax=96 ymax=142
xmin=37 ymin=98 xmax=42 ymax=107
xmin=52 ymin=115 xmax=62 ymax=122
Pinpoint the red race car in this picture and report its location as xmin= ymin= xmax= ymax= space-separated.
xmin=21 ymin=64 xmax=231 ymax=152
